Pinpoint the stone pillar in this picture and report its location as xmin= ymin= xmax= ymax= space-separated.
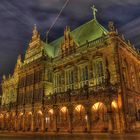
xmin=22 ymin=115 xmax=25 ymax=132
xmin=107 ymin=103 xmax=114 ymax=133
xmin=85 ymin=104 xmax=92 ymax=133
xmin=53 ymin=106 xmax=58 ymax=132
xmin=115 ymin=111 xmax=121 ymax=133
xmin=119 ymin=111 xmax=126 ymax=133
xmin=15 ymin=116 xmax=18 ymax=132
xmin=68 ymin=105 xmax=74 ymax=133
xmin=118 ymin=93 xmax=127 ymax=133
xmin=108 ymin=111 xmax=114 ymax=133
xmin=86 ymin=110 xmax=92 ymax=133
xmin=1 ymin=117 xmax=4 ymax=130
xmin=31 ymin=114 xmax=35 ymax=132
xmin=41 ymin=114 xmax=46 ymax=132
xmin=68 ymin=112 xmax=73 ymax=133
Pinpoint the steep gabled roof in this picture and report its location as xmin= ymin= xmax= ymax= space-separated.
xmin=44 ymin=19 xmax=108 ymax=58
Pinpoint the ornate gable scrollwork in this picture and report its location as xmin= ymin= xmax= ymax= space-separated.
xmin=24 ymin=25 xmax=44 ymax=64
xmin=61 ymin=26 xmax=77 ymax=58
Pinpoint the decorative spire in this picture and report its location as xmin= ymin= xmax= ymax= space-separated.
xmin=33 ymin=24 xmax=37 ymax=35
xmin=31 ymin=24 xmax=41 ymax=42
xmin=17 ymin=55 xmax=22 ymax=65
xmin=91 ymin=5 xmax=98 ymax=19
xmin=2 ymin=75 xmax=6 ymax=80
xmin=128 ymin=40 xmax=131 ymax=46
xmin=121 ymin=34 xmax=125 ymax=40
xmin=108 ymin=21 xmax=115 ymax=32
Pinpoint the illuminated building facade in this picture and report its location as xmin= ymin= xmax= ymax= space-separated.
xmin=0 ymin=9 xmax=140 ymax=133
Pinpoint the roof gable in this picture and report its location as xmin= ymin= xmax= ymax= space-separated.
xmin=45 ymin=19 xmax=108 ymax=58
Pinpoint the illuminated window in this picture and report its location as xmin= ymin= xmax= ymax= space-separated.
xmin=65 ymin=68 xmax=74 ymax=90
xmin=81 ymin=65 xmax=88 ymax=81
xmin=79 ymin=64 xmax=89 ymax=87
xmin=93 ymin=58 xmax=105 ymax=85
xmin=54 ymin=73 xmax=62 ymax=93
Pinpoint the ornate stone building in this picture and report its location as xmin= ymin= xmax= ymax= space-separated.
xmin=1 ymin=55 xmax=21 ymax=106
xmin=0 ymin=8 xmax=140 ymax=133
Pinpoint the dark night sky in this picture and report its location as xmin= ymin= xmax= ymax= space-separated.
xmin=0 ymin=0 xmax=140 ymax=79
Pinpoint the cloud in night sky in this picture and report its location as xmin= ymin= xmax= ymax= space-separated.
xmin=0 ymin=0 xmax=140 ymax=81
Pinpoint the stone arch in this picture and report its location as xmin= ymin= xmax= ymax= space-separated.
xmin=0 ymin=114 xmax=4 ymax=130
xmin=45 ymin=108 xmax=54 ymax=131
xmin=91 ymin=102 xmax=108 ymax=132
xmin=73 ymin=104 xmax=87 ymax=132
xmin=35 ymin=110 xmax=43 ymax=131
xmin=58 ymin=106 xmax=69 ymax=131
xmin=25 ymin=112 xmax=32 ymax=131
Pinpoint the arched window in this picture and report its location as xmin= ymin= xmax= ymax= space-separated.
xmin=79 ymin=64 xmax=89 ymax=87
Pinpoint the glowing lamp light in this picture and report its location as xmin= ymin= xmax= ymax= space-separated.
xmin=46 ymin=117 xmax=50 ymax=123
xmin=19 ymin=112 xmax=23 ymax=116
xmin=75 ymin=105 xmax=84 ymax=112
xmin=92 ymin=102 xmax=103 ymax=111
xmin=85 ymin=115 xmax=88 ymax=121
xmin=61 ymin=107 xmax=67 ymax=113
xmin=49 ymin=109 xmax=54 ymax=115
xmin=111 ymin=101 xmax=118 ymax=109
xmin=38 ymin=110 xmax=43 ymax=115
xmin=28 ymin=112 xmax=32 ymax=115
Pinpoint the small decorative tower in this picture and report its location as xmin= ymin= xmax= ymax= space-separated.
xmin=24 ymin=24 xmax=44 ymax=64
xmin=61 ymin=26 xmax=77 ymax=57
xmin=14 ymin=55 xmax=22 ymax=73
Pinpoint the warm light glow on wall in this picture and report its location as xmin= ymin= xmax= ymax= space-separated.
xmin=28 ymin=112 xmax=32 ymax=115
xmin=38 ymin=110 xmax=43 ymax=115
xmin=92 ymin=102 xmax=103 ymax=111
xmin=6 ymin=113 xmax=9 ymax=118
xmin=75 ymin=105 xmax=84 ymax=112
xmin=111 ymin=100 xmax=118 ymax=109
xmin=61 ymin=106 xmax=67 ymax=113
xmin=19 ymin=112 xmax=23 ymax=116
xmin=85 ymin=115 xmax=88 ymax=121
xmin=0 ymin=114 xmax=3 ymax=118
xmin=48 ymin=109 xmax=54 ymax=115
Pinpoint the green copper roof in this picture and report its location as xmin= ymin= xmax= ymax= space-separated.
xmin=44 ymin=43 xmax=55 ymax=58
xmin=44 ymin=19 xmax=108 ymax=58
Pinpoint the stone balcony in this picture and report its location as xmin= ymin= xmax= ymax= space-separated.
xmin=44 ymin=84 xmax=118 ymax=105
xmin=0 ymin=83 xmax=118 ymax=112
